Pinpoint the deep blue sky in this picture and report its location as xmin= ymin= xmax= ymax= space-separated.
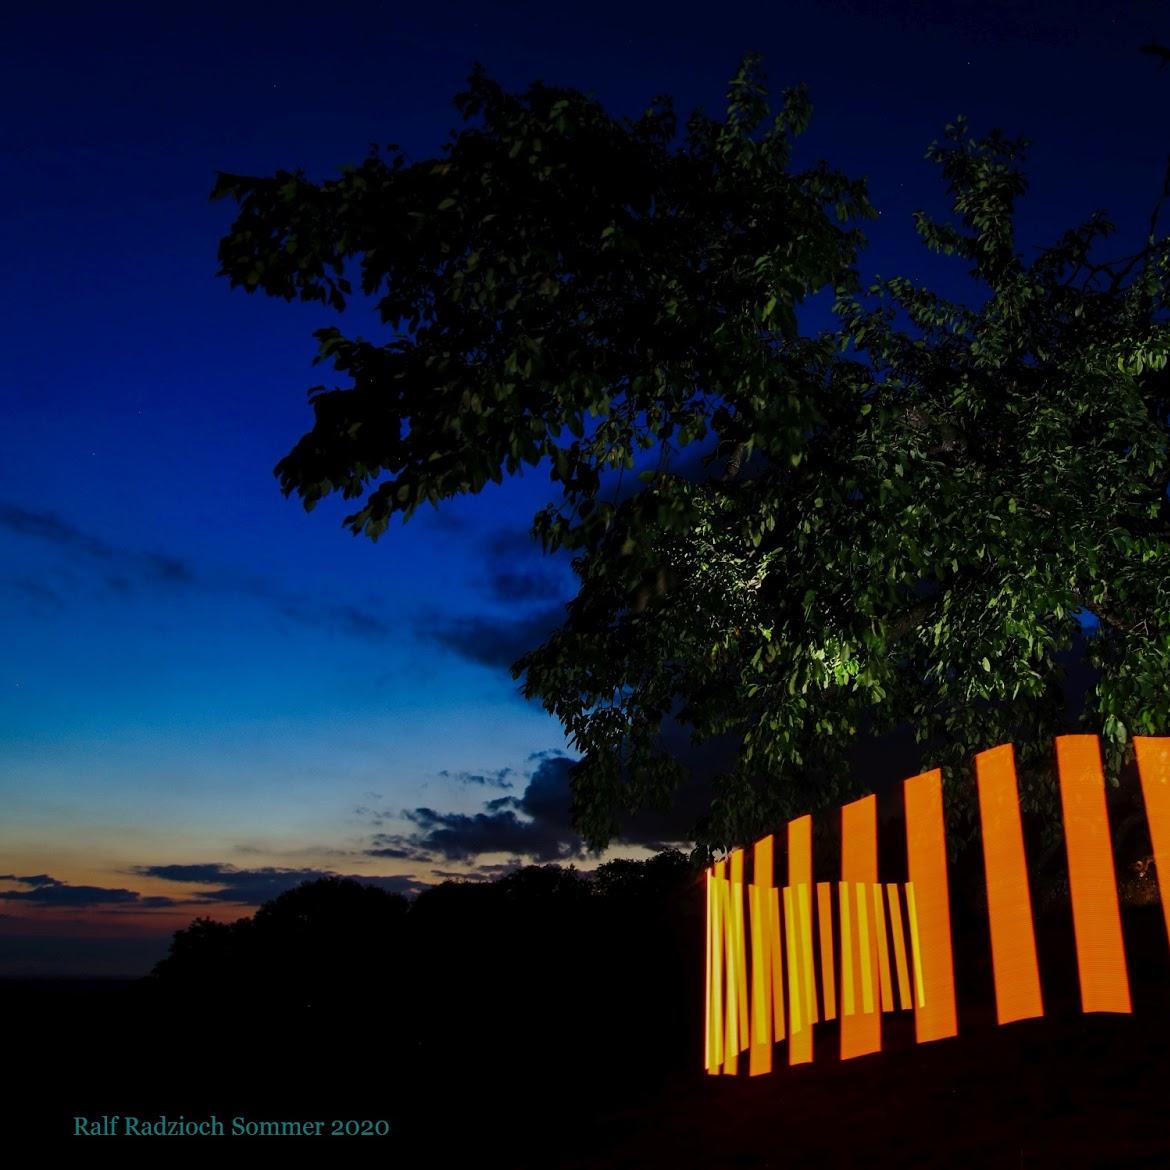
xmin=2 ymin=0 xmax=1166 ymax=974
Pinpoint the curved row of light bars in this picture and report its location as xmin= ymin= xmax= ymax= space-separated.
xmin=704 ymin=735 xmax=1170 ymax=1074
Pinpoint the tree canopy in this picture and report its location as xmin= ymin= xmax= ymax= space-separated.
xmin=213 ymin=54 xmax=1170 ymax=854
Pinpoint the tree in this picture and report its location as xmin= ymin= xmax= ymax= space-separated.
xmin=213 ymin=54 xmax=1170 ymax=854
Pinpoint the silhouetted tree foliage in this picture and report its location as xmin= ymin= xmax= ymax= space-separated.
xmin=151 ymin=877 xmax=410 ymax=1012
xmin=213 ymin=50 xmax=1170 ymax=857
xmin=150 ymin=855 xmax=703 ymax=1080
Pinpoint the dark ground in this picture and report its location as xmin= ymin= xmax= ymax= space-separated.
xmin=7 ymin=904 xmax=1170 ymax=1166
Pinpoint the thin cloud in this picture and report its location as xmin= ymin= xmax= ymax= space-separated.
xmin=480 ymin=526 xmax=572 ymax=603
xmin=427 ymin=604 xmax=567 ymax=671
xmin=0 ymin=874 xmax=182 ymax=908
xmin=0 ymin=576 xmax=66 ymax=610
xmin=133 ymin=862 xmax=428 ymax=903
xmin=0 ymin=500 xmax=392 ymax=642
xmin=437 ymin=766 xmax=515 ymax=789
xmin=386 ymin=755 xmax=591 ymax=864
xmin=367 ymin=723 xmax=724 ymax=870
xmin=0 ymin=503 xmax=117 ymax=559
xmin=487 ymin=569 xmax=565 ymax=602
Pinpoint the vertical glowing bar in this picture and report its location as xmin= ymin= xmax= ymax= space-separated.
xmin=886 ymin=883 xmax=912 ymax=1011
xmin=748 ymin=886 xmax=769 ymax=1075
xmin=975 ymin=743 xmax=1044 ymax=1024
xmin=839 ymin=881 xmax=855 ymax=1016
xmin=798 ymin=884 xmax=816 ymax=1027
xmin=769 ymin=887 xmax=785 ymax=1041
xmin=905 ymin=881 xmax=927 ymax=1008
xmin=721 ymin=868 xmax=738 ymax=1073
xmin=705 ymin=869 xmax=715 ymax=1073
xmin=903 ymin=770 xmax=957 ymax=1042
xmin=872 ymin=883 xmax=895 ymax=1012
xmin=784 ymin=885 xmax=803 ymax=1039
xmin=855 ymin=882 xmax=875 ymax=1014
xmin=817 ymin=882 xmax=837 ymax=1021
xmin=788 ymin=816 xmax=815 ymax=1064
xmin=710 ymin=862 xmax=726 ymax=1071
xmin=1135 ymin=737 xmax=1170 ymax=954
xmin=1055 ymin=735 xmax=1132 ymax=1014
xmin=749 ymin=835 xmax=775 ymax=1076
xmin=706 ymin=865 xmax=725 ymax=1071
xmin=788 ymin=818 xmax=816 ymax=1023
xmin=841 ymin=795 xmax=881 ymax=1057
xmin=730 ymin=848 xmax=751 ymax=1050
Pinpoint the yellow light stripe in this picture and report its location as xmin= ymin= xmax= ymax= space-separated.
xmin=798 ymin=883 xmax=816 ymax=1027
xmin=905 ymin=880 xmax=927 ymax=1009
xmin=749 ymin=835 xmax=775 ymax=1076
xmin=872 ymin=883 xmax=895 ymax=1013
xmin=841 ymin=795 xmax=881 ymax=1057
xmin=817 ymin=882 xmax=837 ymax=1022
xmin=784 ymin=885 xmax=803 ymax=1041
xmin=769 ymin=887 xmax=785 ymax=1042
xmin=722 ymin=868 xmax=738 ymax=1073
xmin=856 ymin=881 xmax=875 ymax=1014
xmin=711 ymin=862 xmax=726 ymax=1070
xmin=840 ymin=881 xmax=855 ymax=1016
xmin=886 ymin=883 xmax=912 ymax=1011
xmin=730 ymin=848 xmax=750 ymax=1050
xmin=705 ymin=869 xmax=714 ymax=1073
xmin=788 ymin=816 xmax=815 ymax=1064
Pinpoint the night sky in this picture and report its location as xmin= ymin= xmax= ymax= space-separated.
xmin=2 ymin=0 xmax=1165 ymax=975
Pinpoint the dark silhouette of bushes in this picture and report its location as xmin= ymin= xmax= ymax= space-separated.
xmin=150 ymin=876 xmax=411 ymax=1016
xmin=135 ymin=854 xmax=699 ymax=1159
xmin=148 ymin=852 xmax=703 ymax=1082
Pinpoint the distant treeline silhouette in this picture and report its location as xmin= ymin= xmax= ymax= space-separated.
xmin=149 ymin=851 xmax=704 ymax=1083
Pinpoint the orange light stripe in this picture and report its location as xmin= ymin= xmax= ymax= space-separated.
xmin=839 ymin=881 xmax=855 ymax=1016
xmin=799 ymin=883 xmax=816 ymax=1026
xmin=817 ymin=882 xmax=837 ymax=1021
xmin=710 ymin=861 xmax=726 ymax=1072
xmin=721 ymin=865 xmax=738 ymax=1073
xmin=855 ymin=882 xmax=875 ymax=1014
xmin=769 ymin=887 xmax=785 ymax=1042
xmin=903 ymin=771 xmax=958 ymax=1043
xmin=975 ymin=743 xmax=1043 ymax=1024
xmin=784 ymin=886 xmax=803 ymax=1037
xmin=1134 ymin=737 xmax=1170 ymax=955
xmin=705 ymin=869 xmax=715 ymax=1073
xmin=840 ymin=795 xmax=881 ymax=1058
xmin=872 ymin=883 xmax=895 ymax=1012
xmin=787 ymin=816 xmax=815 ymax=1065
xmin=886 ymin=883 xmax=912 ymax=1011
xmin=905 ymin=881 xmax=927 ymax=1008
xmin=1055 ymin=736 xmax=1132 ymax=1014
xmin=749 ymin=836 xmax=775 ymax=1076
xmin=748 ymin=887 xmax=770 ymax=1075
xmin=730 ymin=848 xmax=751 ymax=1052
